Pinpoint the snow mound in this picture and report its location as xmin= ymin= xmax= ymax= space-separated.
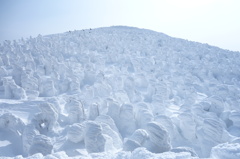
xmin=28 ymin=135 xmax=53 ymax=156
xmin=67 ymin=123 xmax=85 ymax=143
xmin=123 ymin=129 xmax=149 ymax=151
xmin=3 ymin=77 xmax=26 ymax=99
xmin=144 ymin=122 xmax=171 ymax=153
xmin=0 ymin=113 xmax=25 ymax=134
xmin=32 ymin=102 xmax=58 ymax=133
xmin=211 ymin=143 xmax=240 ymax=159
xmin=65 ymin=98 xmax=86 ymax=124
xmin=84 ymin=121 xmax=106 ymax=153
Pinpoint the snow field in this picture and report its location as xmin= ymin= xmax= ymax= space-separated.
xmin=0 ymin=26 xmax=240 ymax=158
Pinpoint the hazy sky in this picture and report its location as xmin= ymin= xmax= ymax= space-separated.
xmin=0 ymin=0 xmax=240 ymax=51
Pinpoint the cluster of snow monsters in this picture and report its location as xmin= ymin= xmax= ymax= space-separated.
xmin=0 ymin=27 xmax=240 ymax=158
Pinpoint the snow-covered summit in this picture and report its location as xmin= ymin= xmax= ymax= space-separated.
xmin=0 ymin=26 xmax=240 ymax=159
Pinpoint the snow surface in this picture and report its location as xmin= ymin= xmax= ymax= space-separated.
xmin=0 ymin=26 xmax=240 ymax=158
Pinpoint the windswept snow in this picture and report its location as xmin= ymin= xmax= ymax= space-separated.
xmin=0 ymin=26 xmax=240 ymax=158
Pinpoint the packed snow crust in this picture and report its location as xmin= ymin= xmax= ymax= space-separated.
xmin=0 ymin=26 xmax=240 ymax=159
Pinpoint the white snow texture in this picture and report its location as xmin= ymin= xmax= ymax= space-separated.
xmin=0 ymin=26 xmax=240 ymax=159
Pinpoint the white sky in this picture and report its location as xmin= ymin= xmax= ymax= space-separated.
xmin=0 ymin=0 xmax=239 ymax=51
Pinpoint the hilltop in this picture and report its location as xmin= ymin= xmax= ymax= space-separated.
xmin=0 ymin=26 xmax=240 ymax=159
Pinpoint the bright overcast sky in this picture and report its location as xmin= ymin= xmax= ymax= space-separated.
xmin=0 ymin=0 xmax=240 ymax=51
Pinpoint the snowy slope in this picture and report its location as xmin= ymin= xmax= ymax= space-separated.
xmin=0 ymin=26 xmax=240 ymax=159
